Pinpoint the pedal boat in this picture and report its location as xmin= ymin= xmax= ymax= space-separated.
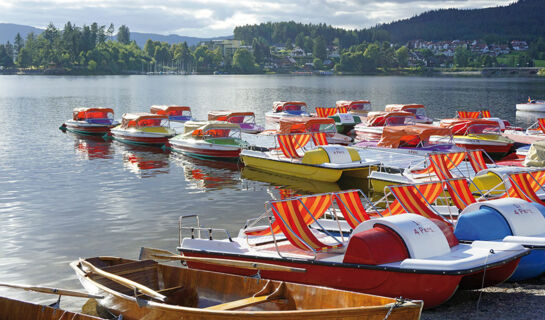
xmin=330 ymin=100 xmax=371 ymax=133
xmin=355 ymin=124 xmax=457 ymax=151
xmin=503 ymin=118 xmax=545 ymax=145
xmin=516 ymin=98 xmax=545 ymax=112
xmin=168 ymin=121 xmax=247 ymax=160
xmin=71 ymin=256 xmax=423 ymax=320
xmin=265 ymin=101 xmax=310 ymax=129
xmin=61 ymin=107 xmax=118 ymax=136
xmin=151 ymin=105 xmax=193 ymax=133
xmin=150 ymin=105 xmax=193 ymax=122
xmin=177 ymin=193 xmax=527 ymax=308
xmin=353 ymin=111 xmax=415 ymax=142
xmin=384 ymin=104 xmax=432 ymax=124
xmin=110 ymin=113 xmax=176 ymax=147
xmin=208 ymin=110 xmax=264 ymax=134
xmin=438 ymin=118 xmax=515 ymax=158
xmin=454 ymin=198 xmax=545 ymax=281
xmin=261 ymin=116 xmax=351 ymax=145
xmin=240 ymin=133 xmax=379 ymax=182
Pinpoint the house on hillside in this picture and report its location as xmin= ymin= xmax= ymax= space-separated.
xmin=198 ymin=39 xmax=251 ymax=57
xmin=511 ymin=40 xmax=528 ymax=51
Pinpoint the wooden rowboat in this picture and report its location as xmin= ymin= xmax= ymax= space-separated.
xmin=0 ymin=296 xmax=105 ymax=320
xmin=71 ymin=255 xmax=423 ymax=320
xmin=0 ymin=283 xmax=105 ymax=320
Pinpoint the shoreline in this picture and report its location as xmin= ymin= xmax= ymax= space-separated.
xmin=1 ymin=68 xmax=543 ymax=78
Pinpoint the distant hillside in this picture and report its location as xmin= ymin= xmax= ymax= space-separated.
xmin=0 ymin=23 xmax=231 ymax=47
xmin=0 ymin=23 xmax=43 ymax=43
xmin=377 ymin=0 xmax=545 ymax=43
xmin=130 ymin=32 xmax=231 ymax=48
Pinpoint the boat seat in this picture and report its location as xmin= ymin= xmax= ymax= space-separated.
xmin=205 ymin=295 xmax=279 ymax=311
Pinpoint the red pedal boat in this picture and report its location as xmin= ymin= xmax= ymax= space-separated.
xmin=177 ymin=191 xmax=527 ymax=308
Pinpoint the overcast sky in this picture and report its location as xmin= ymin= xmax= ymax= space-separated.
xmin=0 ymin=0 xmax=513 ymax=38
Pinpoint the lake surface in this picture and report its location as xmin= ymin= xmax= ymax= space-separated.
xmin=1 ymin=75 xmax=544 ymax=308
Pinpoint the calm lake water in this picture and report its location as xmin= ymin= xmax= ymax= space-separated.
xmin=1 ymin=75 xmax=545 ymax=308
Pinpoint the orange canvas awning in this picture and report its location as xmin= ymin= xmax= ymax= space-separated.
xmin=278 ymin=116 xmax=335 ymax=134
xmin=377 ymin=125 xmax=452 ymax=148
xmin=366 ymin=111 xmax=415 ymax=126
xmin=273 ymin=101 xmax=307 ymax=112
xmin=150 ymin=105 xmax=191 ymax=115
xmin=208 ymin=110 xmax=255 ymax=121
xmin=385 ymin=104 xmax=425 ymax=112
xmin=72 ymin=107 xmax=114 ymax=120
xmin=121 ymin=113 xmax=168 ymax=128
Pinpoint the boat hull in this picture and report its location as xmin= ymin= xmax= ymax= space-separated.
xmin=63 ymin=121 xmax=114 ymax=136
xmin=180 ymin=251 xmax=459 ymax=308
xmin=516 ymin=103 xmax=545 ymax=112
xmin=452 ymin=138 xmax=513 ymax=158
xmin=241 ymin=154 xmax=373 ymax=183
xmin=170 ymin=140 xmax=241 ymax=160
xmin=0 ymin=296 xmax=103 ymax=320
xmin=179 ymin=249 xmax=522 ymax=309
xmin=111 ymin=130 xmax=173 ymax=147
xmin=502 ymin=132 xmax=545 ymax=145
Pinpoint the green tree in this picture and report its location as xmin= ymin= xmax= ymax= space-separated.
xmin=232 ymin=48 xmax=255 ymax=73
xmin=107 ymin=23 xmax=115 ymax=40
xmin=363 ymin=43 xmax=380 ymax=70
xmin=295 ymin=33 xmax=305 ymax=49
xmin=0 ymin=45 xmax=15 ymax=67
xmin=117 ymin=25 xmax=130 ymax=45
xmin=454 ymin=47 xmax=471 ymax=67
xmin=14 ymin=33 xmax=24 ymax=57
xmin=395 ymin=46 xmax=409 ymax=67
xmin=313 ymin=58 xmax=323 ymax=70
xmin=313 ymin=36 xmax=327 ymax=60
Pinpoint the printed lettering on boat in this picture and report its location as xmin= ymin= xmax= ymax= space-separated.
xmin=338 ymin=113 xmax=354 ymax=124
xmin=412 ymin=220 xmax=435 ymax=235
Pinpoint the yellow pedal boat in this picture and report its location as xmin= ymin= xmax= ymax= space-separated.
xmin=241 ymin=134 xmax=379 ymax=183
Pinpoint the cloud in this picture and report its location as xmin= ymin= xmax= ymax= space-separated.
xmin=0 ymin=0 xmax=514 ymax=37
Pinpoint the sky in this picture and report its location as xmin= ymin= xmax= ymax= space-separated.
xmin=0 ymin=0 xmax=514 ymax=38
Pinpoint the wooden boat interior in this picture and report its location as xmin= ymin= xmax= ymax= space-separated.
xmin=78 ymin=257 xmax=407 ymax=312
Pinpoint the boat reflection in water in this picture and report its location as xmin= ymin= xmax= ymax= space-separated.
xmin=119 ymin=144 xmax=170 ymax=178
xmin=69 ymin=133 xmax=114 ymax=160
xmin=516 ymin=110 xmax=545 ymax=128
xmin=241 ymin=166 xmax=341 ymax=195
xmin=171 ymin=153 xmax=242 ymax=191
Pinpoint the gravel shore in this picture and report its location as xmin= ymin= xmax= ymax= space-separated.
xmin=422 ymin=274 xmax=545 ymax=320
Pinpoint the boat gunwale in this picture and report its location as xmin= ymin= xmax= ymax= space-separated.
xmin=240 ymin=151 xmax=380 ymax=170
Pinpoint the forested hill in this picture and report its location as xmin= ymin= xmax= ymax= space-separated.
xmin=378 ymin=0 xmax=545 ymax=43
xmin=233 ymin=0 xmax=544 ymax=47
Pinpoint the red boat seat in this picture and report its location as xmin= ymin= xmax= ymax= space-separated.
xmin=429 ymin=218 xmax=459 ymax=248
xmin=343 ymin=224 xmax=409 ymax=265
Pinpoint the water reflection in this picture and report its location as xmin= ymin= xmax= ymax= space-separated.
xmin=171 ymin=154 xmax=242 ymax=191
xmin=118 ymin=144 xmax=170 ymax=177
xmin=516 ymin=111 xmax=545 ymax=128
xmin=71 ymin=135 xmax=113 ymax=160
xmin=241 ymin=166 xmax=341 ymax=195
